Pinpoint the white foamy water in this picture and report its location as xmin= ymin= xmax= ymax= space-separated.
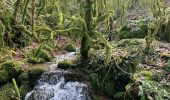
xmin=25 ymin=52 xmax=90 ymax=100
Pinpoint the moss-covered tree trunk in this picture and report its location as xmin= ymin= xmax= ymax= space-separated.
xmin=32 ymin=0 xmax=35 ymax=35
xmin=13 ymin=0 xmax=22 ymax=25
xmin=22 ymin=0 xmax=30 ymax=23
xmin=80 ymin=0 xmax=92 ymax=62
xmin=80 ymin=34 xmax=91 ymax=61
xmin=165 ymin=17 xmax=170 ymax=42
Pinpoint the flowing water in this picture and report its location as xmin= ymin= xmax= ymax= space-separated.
xmin=25 ymin=52 xmax=91 ymax=100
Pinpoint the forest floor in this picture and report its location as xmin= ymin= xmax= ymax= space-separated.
xmin=11 ymin=38 xmax=170 ymax=70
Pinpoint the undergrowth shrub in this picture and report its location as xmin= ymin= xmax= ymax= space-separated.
xmin=126 ymin=71 xmax=170 ymax=100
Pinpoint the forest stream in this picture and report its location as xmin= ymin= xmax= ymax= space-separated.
xmin=25 ymin=52 xmax=90 ymax=100
xmin=0 ymin=0 xmax=170 ymax=100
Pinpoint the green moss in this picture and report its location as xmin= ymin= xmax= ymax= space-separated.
xmin=0 ymin=70 xmax=9 ymax=84
xmin=64 ymin=43 xmax=76 ymax=52
xmin=89 ymin=73 xmax=100 ymax=91
xmin=42 ymin=44 xmax=54 ymax=53
xmin=119 ymin=21 xmax=148 ymax=39
xmin=116 ymin=39 xmax=145 ymax=47
xmin=132 ymin=71 xmax=153 ymax=81
xmin=114 ymin=92 xmax=125 ymax=100
xmin=37 ymin=49 xmax=52 ymax=61
xmin=28 ymin=67 xmax=45 ymax=88
xmin=28 ymin=57 xmax=45 ymax=64
xmin=119 ymin=25 xmax=132 ymax=39
xmin=19 ymin=82 xmax=31 ymax=100
xmin=58 ymin=60 xmax=76 ymax=69
xmin=0 ymin=60 xmax=22 ymax=78
xmin=28 ymin=47 xmax=52 ymax=64
xmin=18 ymin=72 xmax=29 ymax=84
xmin=104 ymin=82 xmax=114 ymax=97
xmin=0 ymin=83 xmax=17 ymax=100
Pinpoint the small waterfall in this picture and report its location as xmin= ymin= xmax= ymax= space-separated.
xmin=25 ymin=52 xmax=91 ymax=100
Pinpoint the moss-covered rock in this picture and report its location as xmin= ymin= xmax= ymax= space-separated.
xmin=0 ymin=83 xmax=17 ymax=100
xmin=28 ymin=47 xmax=52 ymax=64
xmin=28 ymin=67 xmax=45 ymax=88
xmin=114 ymin=92 xmax=125 ymax=100
xmin=37 ymin=49 xmax=52 ymax=61
xmin=19 ymin=82 xmax=31 ymax=100
xmin=64 ymin=43 xmax=76 ymax=52
xmin=0 ymin=70 xmax=9 ymax=85
xmin=0 ymin=60 xmax=22 ymax=78
xmin=28 ymin=57 xmax=45 ymax=64
xmin=58 ymin=60 xmax=76 ymax=69
xmin=18 ymin=72 xmax=29 ymax=84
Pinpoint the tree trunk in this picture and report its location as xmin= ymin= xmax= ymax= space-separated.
xmin=13 ymin=0 xmax=22 ymax=25
xmin=165 ymin=17 xmax=170 ymax=42
xmin=80 ymin=34 xmax=90 ymax=62
xmin=80 ymin=0 xmax=92 ymax=62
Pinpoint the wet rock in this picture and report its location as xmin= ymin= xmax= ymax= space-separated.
xmin=38 ymin=70 xmax=86 ymax=84
xmin=28 ymin=67 xmax=45 ymax=88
